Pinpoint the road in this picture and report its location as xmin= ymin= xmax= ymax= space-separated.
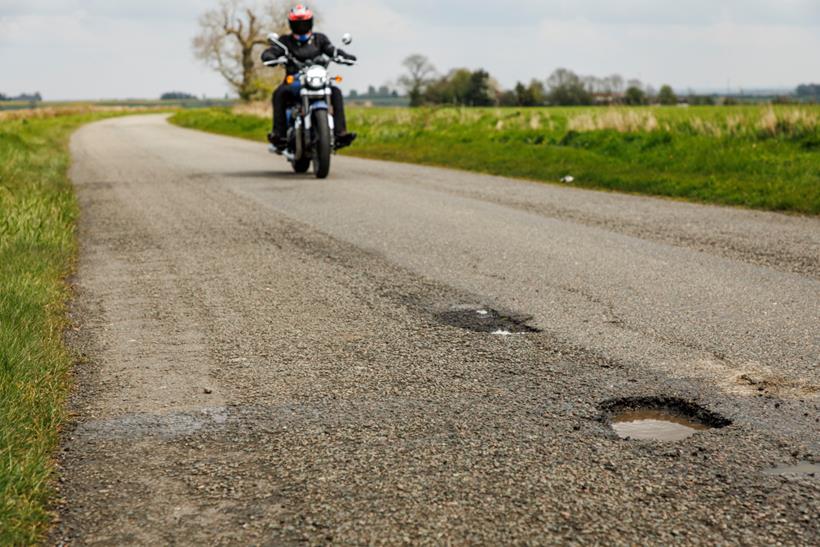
xmin=55 ymin=115 xmax=818 ymax=544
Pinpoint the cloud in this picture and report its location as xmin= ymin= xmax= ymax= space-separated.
xmin=319 ymin=0 xmax=428 ymax=89
xmin=2 ymin=14 xmax=96 ymax=47
xmin=379 ymin=0 xmax=820 ymax=27
xmin=0 ymin=9 xmax=226 ymax=99
xmin=0 ymin=0 xmax=216 ymax=20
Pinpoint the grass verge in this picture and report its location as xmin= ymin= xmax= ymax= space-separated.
xmin=0 ymin=110 xmax=130 ymax=543
xmin=170 ymin=105 xmax=819 ymax=214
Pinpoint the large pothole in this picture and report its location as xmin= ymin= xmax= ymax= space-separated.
xmin=601 ymin=397 xmax=731 ymax=442
xmin=434 ymin=306 xmax=541 ymax=334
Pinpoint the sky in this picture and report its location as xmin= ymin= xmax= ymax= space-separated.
xmin=1 ymin=0 xmax=818 ymax=100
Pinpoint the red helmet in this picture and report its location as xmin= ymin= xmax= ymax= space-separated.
xmin=288 ymin=5 xmax=314 ymax=39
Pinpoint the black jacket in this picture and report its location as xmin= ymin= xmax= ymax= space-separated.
xmin=261 ymin=33 xmax=353 ymax=77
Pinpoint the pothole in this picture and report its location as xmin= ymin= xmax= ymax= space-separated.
xmin=435 ymin=306 xmax=541 ymax=334
xmin=601 ymin=397 xmax=731 ymax=442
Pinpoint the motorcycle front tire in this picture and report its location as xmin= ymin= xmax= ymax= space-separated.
xmin=292 ymin=157 xmax=311 ymax=173
xmin=312 ymin=110 xmax=332 ymax=179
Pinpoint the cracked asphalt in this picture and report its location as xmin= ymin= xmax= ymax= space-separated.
xmin=53 ymin=115 xmax=819 ymax=545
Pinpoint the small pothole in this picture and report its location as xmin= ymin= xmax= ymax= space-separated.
xmin=435 ymin=307 xmax=541 ymax=334
xmin=601 ymin=397 xmax=731 ymax=442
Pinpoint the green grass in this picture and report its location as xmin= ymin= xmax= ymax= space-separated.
xmin=0 ymin=110 xmax=127 ymax=544
xmin=171 ymin=105 xmax=820 ymax=214
xmin=172 ymin=108 xmax=270 ymax=141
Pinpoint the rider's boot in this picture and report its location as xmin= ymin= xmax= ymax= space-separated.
xmin=268 ymin=132 xmax=288 ymax=152
xmin=335 ymin=132 xmax=357 ymax=150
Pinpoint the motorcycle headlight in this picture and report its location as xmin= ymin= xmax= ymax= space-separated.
xmin=305 ymin=66 xmax=328 ymax=89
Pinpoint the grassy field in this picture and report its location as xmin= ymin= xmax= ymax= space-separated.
xmin=0 ymin=108 xmax=132 ymax=543
xmin=171 ymin=104 xmax=819 ymax=214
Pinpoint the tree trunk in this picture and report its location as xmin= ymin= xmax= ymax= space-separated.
xmin=239 ymin=47 xmax=255 ymax=101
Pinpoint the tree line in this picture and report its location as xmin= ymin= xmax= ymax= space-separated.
xmin=399 ymin=55 xmax=685 ymax=107
xmin=0 ymin=92 xmax=43 ymax=102
xmin=796 ymin=84 xmax=819 ymax=101
xmin=398 ymin=55 xmax=819 ymax=107
xmin=160 ymin=92 xmax=200 ymax=100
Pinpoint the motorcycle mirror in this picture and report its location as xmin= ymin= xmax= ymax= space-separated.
xmin=267 ymin=32 xmax=280 ymax=44
xmin=341 ymin=33 xmax=353 ymax=45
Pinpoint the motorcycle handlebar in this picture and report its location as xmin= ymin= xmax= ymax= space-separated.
xmin=263 ymin=56 xmax=289 ymax=67
xmin=264 ymin=54 xmax=356 ymax=69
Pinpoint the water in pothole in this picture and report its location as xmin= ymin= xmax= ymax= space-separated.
xmin=611 ymin=410 xmax=710 ymax=441
xmin=601 ymin=397 xmax=731 ymax=442
xmin=435 ymin=307 xmax=540 ymax=333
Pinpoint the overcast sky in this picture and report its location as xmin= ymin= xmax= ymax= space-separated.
xmin=1 ymin=0 xmax=818 ymax=100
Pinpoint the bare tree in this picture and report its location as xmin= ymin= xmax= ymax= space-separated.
xmin=398 ymin=54 xmax=437 ymax=107
xmin=583 ymin=75 xmax=609 ymax=94
xmin=607 ymin=74 xmax=625 ymax=95
xmin=546 ymin=68 xmax=592 ymax=106
xmin=546 ymin=68 xmax=579 ymax=90
xmin=627 ymin=78 xmax=644 ymax=91
xmin=193 ymin=0 xmax=291 ymax=101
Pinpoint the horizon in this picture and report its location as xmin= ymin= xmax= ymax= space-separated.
xmin=0 ymin=85 xmax=808 ymax=103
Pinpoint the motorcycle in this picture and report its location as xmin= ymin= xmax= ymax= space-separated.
xmin=264 ymin=32 xmax=356 ymax=179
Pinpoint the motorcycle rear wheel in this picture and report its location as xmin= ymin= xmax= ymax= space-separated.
xmin=312 ymin=110 xmax=332 ymax=179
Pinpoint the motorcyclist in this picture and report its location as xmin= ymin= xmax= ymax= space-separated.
xmin=262 ymin=4 xmax=357 ymax=151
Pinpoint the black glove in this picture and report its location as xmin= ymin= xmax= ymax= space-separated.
xmin=261 ymin=46 xmax=285 ymax=62
xmin=337 ymin=49 xmax=357 ymax=61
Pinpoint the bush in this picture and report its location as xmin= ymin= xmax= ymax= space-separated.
xmin=161 ymin=92 xmax=199 ymax=101
xmin=658 ymin=85 xmax=678 ymax=106
xmin=624 ymin=86 xmax=647 ymax=106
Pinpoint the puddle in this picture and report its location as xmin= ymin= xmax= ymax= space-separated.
xmin=435 ymin=307 xmax=540 ymax=334
xmin=611 ymin=410 xmax=710 ymax=441
xmin=763 ymin=462 xmax=820 ymax=477
xmin=601 ymin=397 xmax=731 ymax=442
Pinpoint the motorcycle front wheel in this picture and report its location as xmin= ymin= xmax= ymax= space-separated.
xmin=292 ymin=157 xmax=311 ymax=173
xmin=312 ymin=110 xmax=332 ymax=179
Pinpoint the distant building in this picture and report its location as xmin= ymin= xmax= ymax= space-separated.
xmin=346 ymin=86 xmax=408 ymax=107
xmin=16 ymin=92 xmax=43 ymax=102
xmin=592 ymin=93 xmax=621 ymax=105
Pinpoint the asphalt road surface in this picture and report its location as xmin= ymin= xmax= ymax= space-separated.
xmin=54 ymin=115 xmax=819 ymax=545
